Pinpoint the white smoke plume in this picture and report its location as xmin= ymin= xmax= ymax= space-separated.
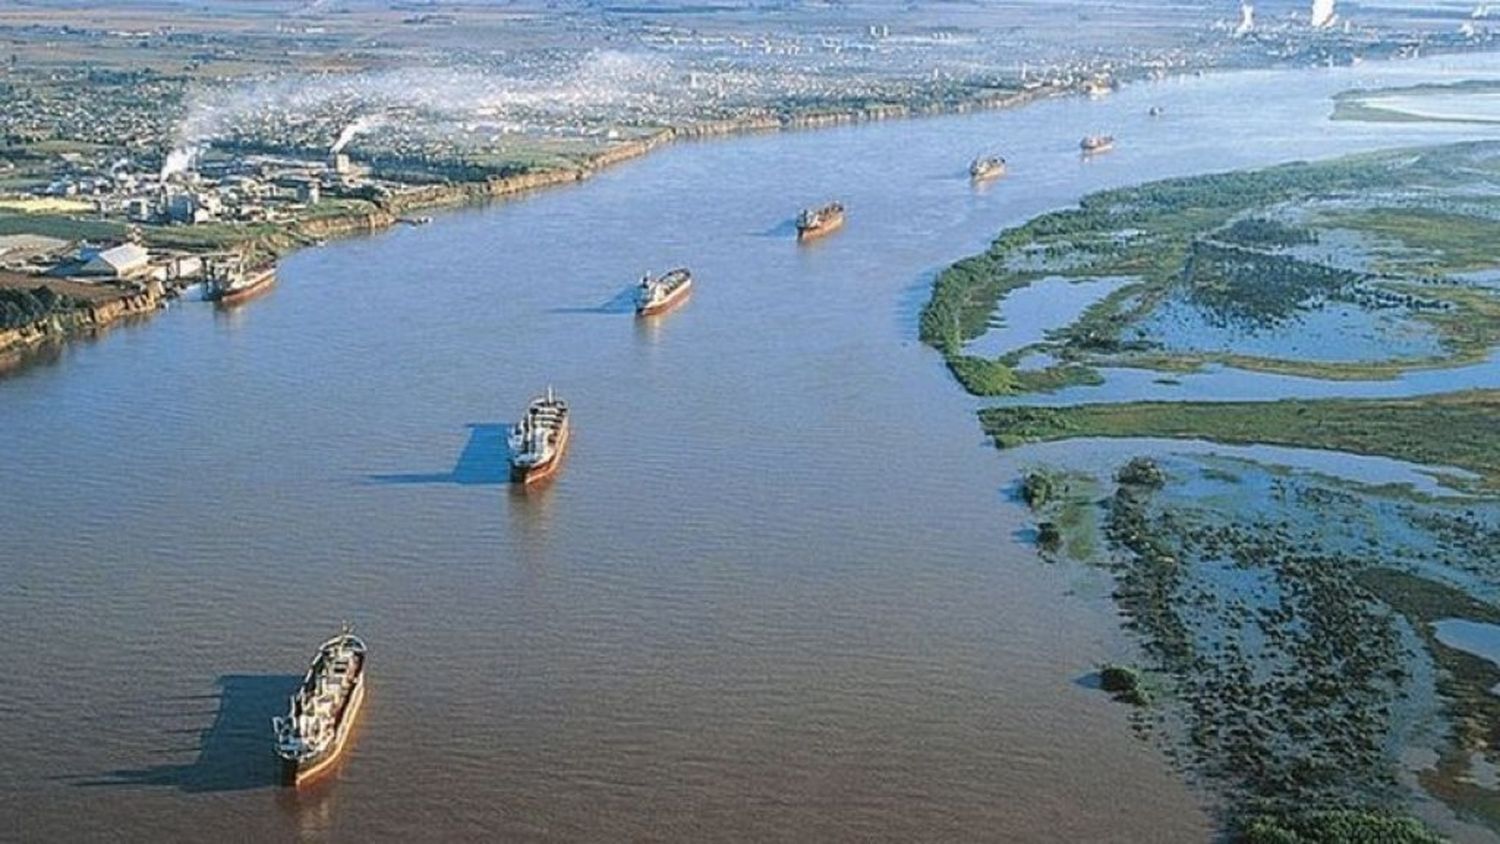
xmin=1311 ymin=0 xmax=1337 ymax=28
xmin=330 ymin=114 xmax=388 ymax=154
xmin=1234 ymin=2 xmax=1255 ymax=36
xmin=160 ymin=146 xmax=201 ymax=179
xmin=160 ymin=89 xmax=229 ymax=178
xmin=159 ymin=52 xmax=679 ymax=171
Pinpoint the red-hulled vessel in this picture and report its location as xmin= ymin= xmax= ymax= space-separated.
xmin=508 ymin=387 xmax=570 ymax=485
xmin=272 ymin=625 xmax=367 ymax=787
xmin=796 ymin=202 xmax=845 ymax=240
xmin=635 ymin=268 xmax=693 ymax=316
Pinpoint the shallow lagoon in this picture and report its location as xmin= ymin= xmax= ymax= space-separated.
xmin=964 ymin=275 xmax=1135 ymax=358
xmin=1365 ymin=91 xmax=1500 ymax=123
xmin=1133 ymin=290 xmax=1447 ymax=363
xmin=1434 ymin=620 xmax=1500 ymax=682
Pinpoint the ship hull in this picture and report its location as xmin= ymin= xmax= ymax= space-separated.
xmin=280 ymin=665 xmax=366 ymax=787
xmin=796 ymin=216 xmax=844 ymax=241
xmin=511 ymin=421 xmax=570 ymax=485
xmin=636 ymin=280 xmax=692 ymax=316
xmin=971 ymin=166 xmax=1006 ymax=183
xmin=214 ymin=269 xmax=276 ymax=305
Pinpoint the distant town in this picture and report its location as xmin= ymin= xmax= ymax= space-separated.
xmin=0 ymin=0 xmax=1494 ymax=359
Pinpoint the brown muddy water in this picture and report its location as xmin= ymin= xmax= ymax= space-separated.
xmin=4 ymin=55 xmax=1500 ymax=841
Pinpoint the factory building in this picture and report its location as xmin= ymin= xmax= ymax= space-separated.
xmin=76 ymin=243 xmax=150 ymax=279
xmin=164 ymin=190 xmax=222 ymax=224
xmin=125 ymin=196 xmax=156 ymax=223
xmin=280 ymin=176 xmax=321 ymax=205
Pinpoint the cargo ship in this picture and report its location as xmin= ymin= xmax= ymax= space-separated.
xmin=205 ymin=260 xmax=276 ymax=305
xmin=970 ymin=155 xmax=1008 ymax=182
xmin=636 ymin=268 xmax=693 ymax=316
xmin=508 ymin=387 xmax=570 ymax=484
xmin=1080 ymin=134 xmax=1116 ymax=155
xmin=272 ymin=625 xmax=367 ymax=787
xmin=796 ymin=202 xmax=845 ymax=240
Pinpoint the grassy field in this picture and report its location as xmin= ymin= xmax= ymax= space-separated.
xmin=0 ymin=197 xmax=95 ymax=214
xmin=979 ymin=390 xmax=1500 ymax=489
xmin=0 ymin=211 xmax=125 ymax=242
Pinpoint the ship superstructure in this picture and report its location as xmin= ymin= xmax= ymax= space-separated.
xmin=635 ymin=268 xmax=693 ymax=316
xmin=272 ymin=626 xmax=367 ymax=787
xmin=508 ymin=387 xmax=570 ymax=484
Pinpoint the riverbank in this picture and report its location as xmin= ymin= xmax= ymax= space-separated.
xmin=236 ymin=82 xmax=1076 ymax=253
xmin=0 ymin=273 xmax=164 ymax=368
xmin=291 ymin=82 xmax=1066 ymax=232
xmin=0 ymin=80 xmax=1070 ymax=364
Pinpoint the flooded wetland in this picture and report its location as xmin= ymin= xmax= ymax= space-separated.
xmin=924 ymin=143 xmax=1500 ymax=394
xmin=8 ymin=51 xmax=1500 ymax=842
xmin=952 ymin=65 xmax=1500 ymax=841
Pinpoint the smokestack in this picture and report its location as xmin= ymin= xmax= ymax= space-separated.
xmin=1310 ymin=0 xmax=1336 ymax=28
xmin=1235 ymin=2 xmax=1255 ymax=36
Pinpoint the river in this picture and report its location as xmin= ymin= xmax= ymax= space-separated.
xmin=4 ymin=54 xmax=1500 ymax=841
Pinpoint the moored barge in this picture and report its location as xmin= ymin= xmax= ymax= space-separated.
xmin=205 ymin=257 xmax=276 ymax=305
xmin=202 ymin=253 xmax=276 ymax=308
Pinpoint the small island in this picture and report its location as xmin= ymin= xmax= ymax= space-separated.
xmin=921 ymin=142 xmax=1500 ymax=396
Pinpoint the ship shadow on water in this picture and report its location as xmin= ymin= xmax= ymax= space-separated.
xmin=367 ymin=423 xmax=512 ymax=486
xmin=65 ymin=674 xmax=300 ymax=792
xmin=547 ymin=287 xmax=637 ymax=315
xmin=757 ymin=219 xmax=800 ymax=238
